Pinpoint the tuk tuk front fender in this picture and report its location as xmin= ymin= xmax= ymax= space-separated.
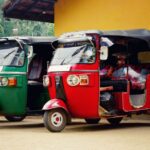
xmin=42 ymin=99 xmax=68 ymax=113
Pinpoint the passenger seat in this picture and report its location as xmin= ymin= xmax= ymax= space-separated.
xmin=28 ymin=56 xmax=43 ymax=85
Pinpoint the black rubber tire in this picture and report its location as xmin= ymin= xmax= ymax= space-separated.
xmin=5 ymin=115 xmax=26 ymax=122
xmin=67 ymin=116 xmax=72 ymax=125
xmin=85 ymin=118 xmax=100 ymax=124
xmin=107 ymin=117 xmax=122 ymax=126
xmin=43 ymin=109 xmax=67 ymax=132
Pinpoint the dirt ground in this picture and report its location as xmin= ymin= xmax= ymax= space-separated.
xmin=0 ymin=115 xmax=150 ymax=150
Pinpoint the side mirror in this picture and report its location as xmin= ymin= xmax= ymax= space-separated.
xmin=100 ymin=46 xmax=108 ymax=60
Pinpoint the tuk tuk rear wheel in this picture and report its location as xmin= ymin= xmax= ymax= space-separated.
xmin=43 ymin=109 xmax=67 ymax=132
xmin=85 ymin=118 xmax=100 ymax=124
xmin=107 ymin=117 xmax=122 ymax=126
xmin=5 ymin=115 xmax=26 ymax=122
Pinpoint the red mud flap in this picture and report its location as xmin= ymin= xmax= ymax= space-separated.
xmin=42 ymin=99 xmax=68 ymax=113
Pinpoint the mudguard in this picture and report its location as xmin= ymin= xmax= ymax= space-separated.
xmin=42 ymin=99 xmax=68 ymax=113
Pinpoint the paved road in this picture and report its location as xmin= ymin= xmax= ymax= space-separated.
xmin=0 ymin=116 xmax=150 ymax=150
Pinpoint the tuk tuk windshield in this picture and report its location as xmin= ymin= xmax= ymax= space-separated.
xmin=51 ymin=41 xmax=96 ymax=65
xmin=0 ymin=40 xmax=25 ymax=66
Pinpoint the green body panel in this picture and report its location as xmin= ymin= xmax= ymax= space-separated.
xmin=0 ymin=74 xmax=27 ymax=115
xmin=0 ymin=54 xmax=28 ymax=115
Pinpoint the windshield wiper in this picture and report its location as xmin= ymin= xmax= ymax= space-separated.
xmin=60 ymin=45 xmax=86 ymax=65
xmin=4 ymin=49 xmax=17 ymax=59
xmin=71 ymin=45 xmax=87 ymax=57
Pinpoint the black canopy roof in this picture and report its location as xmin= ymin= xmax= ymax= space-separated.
xmin=102 ymin=29 xmax=150 ymax=51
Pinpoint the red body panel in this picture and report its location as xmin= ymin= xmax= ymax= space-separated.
xmin=145 ymin=75 xmax=150 ymax=107
xmin=114 ymin=92 xmax=133 ymax=112
xmin=48 ymin=62 xmax=100 ymax=118
xmin=64 ymin=72 xmax=99 ymax=118
xmin=115 ymin=74 xmax=150 ymax=112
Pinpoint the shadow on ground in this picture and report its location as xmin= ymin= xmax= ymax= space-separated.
xmin=65 ymin=122 xmax=150 ymax=133
xmin=0 ymin=118 xmax=150 ymax=133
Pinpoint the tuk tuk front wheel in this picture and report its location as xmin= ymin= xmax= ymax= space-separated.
xmin=107 ymin=117 xmax=122 ymax=126
xmin=43 ymin=109 xmax=67 ymax=132
xmin=85 ymin=118 xmax=100 ymax=124
xmin=5 ymin=115 xmax=26 ymax=122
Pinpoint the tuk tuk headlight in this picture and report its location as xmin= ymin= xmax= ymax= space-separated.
xmin=1 ymin=77 xmax=9 ymax=86
xmin=67 ymin=75 xmax=80 ymax=86
xmin=43 ymin=75 xmax=50 ymax=87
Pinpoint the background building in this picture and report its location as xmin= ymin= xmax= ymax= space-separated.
xmin=55 ymin=0 xmax=150 ymax=35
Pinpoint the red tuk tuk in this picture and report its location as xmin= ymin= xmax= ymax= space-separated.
xmin=43 ymin=29 xmax=150 ymax=132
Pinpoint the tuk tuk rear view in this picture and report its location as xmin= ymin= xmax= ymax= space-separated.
xmin=43 ymin=29 xmax=150 ymax=132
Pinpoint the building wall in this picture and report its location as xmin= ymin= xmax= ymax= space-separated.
xmin=55 ymin=0 xmax=150 ymax=36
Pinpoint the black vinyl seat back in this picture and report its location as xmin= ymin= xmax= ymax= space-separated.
xmin=28 ymin=55 xmax=43 ymax=81
xmin=100 ymin=79 xmax=128 ymax=92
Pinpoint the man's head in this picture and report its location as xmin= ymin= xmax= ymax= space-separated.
xmin=113 ymin=53 xmax=127 ymax=67
xmin=117 ymin=54 xmax=126 ymax=67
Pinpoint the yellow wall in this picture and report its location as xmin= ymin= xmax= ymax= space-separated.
xmin=55 ymin=0 xmax=150 ymax=36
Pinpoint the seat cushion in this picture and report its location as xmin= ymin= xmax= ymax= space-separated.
xmin=100 ymin=79 xmax=127 ymax=92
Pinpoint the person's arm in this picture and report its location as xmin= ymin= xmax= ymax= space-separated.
xmin=107 ymin=66 xmax=113 ymax=77
xmin=100 ymin=86 xmax=113 ymax=92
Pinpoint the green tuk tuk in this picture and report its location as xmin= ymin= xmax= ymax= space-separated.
xmin=0 ymin=36 xmax=56 ymax=121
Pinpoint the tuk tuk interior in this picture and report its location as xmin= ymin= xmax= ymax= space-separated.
xmin=101 ymin=30 xmax=150 ymax=113
xmin=27 ymin=38 xmax=56 ymax=110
